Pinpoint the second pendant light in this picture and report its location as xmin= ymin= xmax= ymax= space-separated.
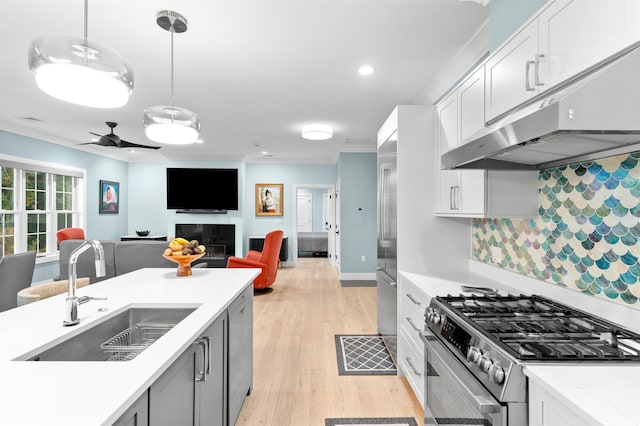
xmin=143 ymin=10 xmax=200 ymax=145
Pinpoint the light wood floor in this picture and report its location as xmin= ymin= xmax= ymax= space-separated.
xmin=236 ymin=258 xmax=423 ymax=426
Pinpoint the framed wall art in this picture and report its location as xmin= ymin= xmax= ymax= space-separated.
xmin=255 ymin=183 xmax=283 ymax=216
xmin=99 ymin=180 xmax=119 ymax=214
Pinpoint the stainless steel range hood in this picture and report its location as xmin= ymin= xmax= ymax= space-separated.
xmin=442 ymin=43 xmax=640 ymax=170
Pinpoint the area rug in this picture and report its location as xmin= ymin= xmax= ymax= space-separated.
xmin=335 ymin=335 xmax=396 ymax=376
xmin=340 ymin=280 xmax=377 ymax=287
xmin=325 ymin=417 xmax=418 ymax=426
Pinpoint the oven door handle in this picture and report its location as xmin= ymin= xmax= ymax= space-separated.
xmin=422 ymin=332 xmax=502 ymax=415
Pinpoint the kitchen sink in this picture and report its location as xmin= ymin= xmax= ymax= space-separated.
xmin=18 ymin=307 xmax=197 ymax=362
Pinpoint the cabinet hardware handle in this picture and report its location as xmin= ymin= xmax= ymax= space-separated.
xmin=389 ymin=281 xmax=397 ymax=288
xmin=449 ymin=186 xmax=453 ymax=210
xmin=406 ymin=357 xmax=422 ymax=376
xmin=194 ymin=336 xmax=210 ymax=382
xmin=525 ymin=60 xmax=536 ymax=91
xmin=534 ymin=53 xmax=545 ymax=86
xmin=451 ymin=185 xmax=460 ymax=210
xmin=406 ymin=317 xmax=421 ymax=332
xmin=406 ymin=293 xmax=421 ymax=306
xmin=203 ymin=336 xmax=211 ymax=376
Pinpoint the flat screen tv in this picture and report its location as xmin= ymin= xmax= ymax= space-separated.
xmin=166 ymin=168 xmax=238 ymax=211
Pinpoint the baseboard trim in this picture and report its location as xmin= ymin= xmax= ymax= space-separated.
xmin=339 ymin=272 xmax=376 ymax=281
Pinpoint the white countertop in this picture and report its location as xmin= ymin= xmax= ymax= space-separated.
xmin=399 ymin=269 xmax=522 ymax=302
xmin=524 ymin=365 xmax=640 ymax=426
xmin=400 ymin=269 xmax=640 ymax=426
xmin=0 ymin=267 xmax=259 ymax=426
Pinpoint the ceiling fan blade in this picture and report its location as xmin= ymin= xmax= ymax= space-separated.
xmin=78 ymin=140 xmax=116 ymax=148
xmin=89 ymin=131 xmax=102 ymax=137
xmin=119 ymin=139 xmax=162 ymax=150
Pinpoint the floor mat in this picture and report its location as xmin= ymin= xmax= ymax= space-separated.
xmin=340 ymin=280 xmax=377 ymax=287
xmin=335 ymin=335 xmax=397 ymax=376
xmin=325 ymin=418 xmax=418 ymax=426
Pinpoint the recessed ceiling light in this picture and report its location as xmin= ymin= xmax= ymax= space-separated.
xmin=358 ymin=65 xmax=375 ymax=76
xmin=301 ymin=124 xmax=333 ymax=141
xmin=261 ymin=151 xmax=269 ymax=155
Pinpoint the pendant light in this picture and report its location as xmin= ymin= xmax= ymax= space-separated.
xmin=143 ymin=11 xmax=200 ymax=145
xmin=28 ymin=0 xmax=133 ymax=108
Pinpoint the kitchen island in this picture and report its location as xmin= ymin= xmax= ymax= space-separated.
xmin=0 ymin=267 xmax=259 ymax=425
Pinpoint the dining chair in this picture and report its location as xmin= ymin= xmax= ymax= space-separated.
xmin=56 ymin=227 xmax=86 ymax=245
xmin=0 ymin=251 xmax=37 ymax=312
xmin=17 ymin=277 xmax=90 ymax=306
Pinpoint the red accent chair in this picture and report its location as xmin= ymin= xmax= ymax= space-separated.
xmin=227 ymin=230 xmax=284 ymax=291
xmin=56 ymin=228 xmax=86 ymax=245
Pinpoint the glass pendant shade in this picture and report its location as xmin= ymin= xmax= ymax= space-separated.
xmin=28 ymin=34 xmax=133 ymax=108
xmin=143 ymin=105 xmax=201 ymax=145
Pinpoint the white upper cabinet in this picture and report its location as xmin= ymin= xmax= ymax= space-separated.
xmin=458 ymin=66 xmax=486 ymax=144
xmin=435 ymin=68 xmax=538 ymax=218
xmin=485 ymin=21 xmax=540 ymax=121
xmin=486 ymin=0 xmax=640 ymax=122
xmin=437 ymin=91 xmax=458 ymax=152
xmin=435 ymin=78 xmax=490 ymax=217
xmin=538 ymin=0 xmax=640 ymax=88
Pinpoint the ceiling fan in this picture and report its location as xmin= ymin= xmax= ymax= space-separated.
xmin=80 ymin=122 xmax=161 ymax=150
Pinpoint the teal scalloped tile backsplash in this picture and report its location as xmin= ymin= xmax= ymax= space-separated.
xmin=472 ymin=152 xmax=640 ymax=308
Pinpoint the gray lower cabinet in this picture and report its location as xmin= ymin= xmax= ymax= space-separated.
xmin=113 ymin=285 xmax=252 ymax=426
xmin=149 ymin=341 xmax=199 ymax=425
xmin=113 ymin=391 xmax=149 ymax=426
xmin=148 ymin=314 xmax=225 ymax=426
xmin=228 ymin=285 xmax=253 ymax=426
xmin=199 ymin=314 xmax=226 ymax=425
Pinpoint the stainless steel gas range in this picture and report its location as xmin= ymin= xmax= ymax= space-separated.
xmin=420 ymin=293 xmax=640 ymax=426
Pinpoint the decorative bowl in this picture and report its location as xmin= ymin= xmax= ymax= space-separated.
xmin=162 ymin=253 xmax=205 ymax=277
xmin=136 ymin=230 xmax=150 ymax=237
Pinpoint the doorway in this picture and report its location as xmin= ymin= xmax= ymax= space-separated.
xmin=292 ymin=184 xmax=337 ymax=268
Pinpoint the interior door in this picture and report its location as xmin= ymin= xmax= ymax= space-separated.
xmin=324 ymin=192 xmax=336 ymax=266
xmin=296 ymin=193 xmax=312 ymax=232
xmin=334 ymin=185 xmax=341 ymax=270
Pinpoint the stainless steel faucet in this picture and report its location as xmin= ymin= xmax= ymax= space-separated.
xmin=63 ymin=240 xmax=106 ymax=326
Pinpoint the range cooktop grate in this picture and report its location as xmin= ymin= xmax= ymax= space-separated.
xmin=436 ymin=294 xmax=640 ymax=362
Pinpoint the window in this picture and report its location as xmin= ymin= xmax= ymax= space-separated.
xmin=0 ymin=156 xmax=85 ymax=258
xmin=0 ymin=167 xmax=16 ymax=254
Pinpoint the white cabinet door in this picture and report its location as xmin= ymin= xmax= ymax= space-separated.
xmin=436 ymin=90 xmax=486 ymax=216
xmin=458 ymin=66 xmax=486 ymax=143
xmin=486 ymin=20 xmax=540 ymax=121
xmin=437 ymin=92 xmax=458 ymax=152
xmin=529 ymin=381 xmax=600 ymax=426
xmin=487 ymin=0 xmax=640 ymax=122
xmin=436 ymin=93 xmax=462 ymax=214
xmin=458 ymin=171 xmax=486 ymax=215
xmin=539 ymin=0 xmax=640 ymax=88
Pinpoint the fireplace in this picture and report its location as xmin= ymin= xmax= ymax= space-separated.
xmin=175 ymin=224 xmax=235 ymax=267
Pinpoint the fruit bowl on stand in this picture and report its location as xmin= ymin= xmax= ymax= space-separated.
xmin=163 ymin=253 xmax=205 ymax=277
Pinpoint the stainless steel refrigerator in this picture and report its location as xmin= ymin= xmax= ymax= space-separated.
xmin=377 ymin=132 xmax=398 ymax=361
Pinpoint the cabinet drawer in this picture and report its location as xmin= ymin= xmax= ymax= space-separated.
xmin=230 ymin=285 xmax=252 ymax=314
xmin=398 ymin=328 xmax=424 ymax=406
xmin=401 ymin=290 xmax=425 ymax=321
